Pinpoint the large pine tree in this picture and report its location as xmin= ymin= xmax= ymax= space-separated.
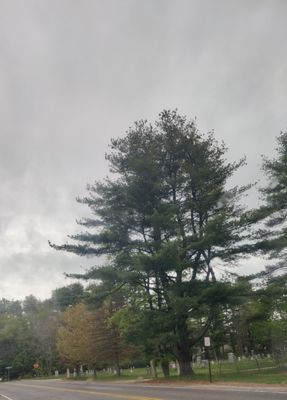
xmin=256 ymin=131 xmax=287 ymax=276
xmin=51 ymin=110 xmax=252 ymax=375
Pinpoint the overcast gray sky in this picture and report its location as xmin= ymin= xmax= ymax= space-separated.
xmin=0 ymin=0 xmax=286 ymax=299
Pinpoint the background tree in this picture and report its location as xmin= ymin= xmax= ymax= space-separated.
xmin=243 ymin=131 xmax=287 ymax=364
xmin=255 ymin=131 xmax=287 ymax=276
xmin=22 ymin=296 xmax=60 ymax=375
xmin=254 ymin=275 xmax=287 ymax=365
xmin=0 ymin=296 xmax=62 ymax=378
xmin=91 ymin=293 xmax=141 ymax=375
xmin=57 ymin=303 xmax=96 ymax=374
xmin=0 ymin=302 xmax=37 ymax=378
xmin=51 ymin=110 xmax=254 ymax=375
xmin=0 ymin=299 xmax=22 ymax=316
xmin=56 ymin=299 xmax=139 ymax=375
xmin=51 ymin=283 xmax=84 ymax=311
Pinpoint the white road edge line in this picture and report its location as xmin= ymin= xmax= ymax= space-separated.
xmin=0 ymin=394 xmax=14 ymax=400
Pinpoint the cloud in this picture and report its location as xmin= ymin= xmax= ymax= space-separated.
xmin=0 ymin=0 xmax=286 ymax=298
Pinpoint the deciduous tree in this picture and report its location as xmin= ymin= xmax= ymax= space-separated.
xmin=57 ymin=303 xmax=95 ymax=373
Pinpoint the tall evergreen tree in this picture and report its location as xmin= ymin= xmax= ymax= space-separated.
xmin=51 ymin=110 xmax=253 ymax=375
xmin=256 ymin=131 xmax=287 ymax=276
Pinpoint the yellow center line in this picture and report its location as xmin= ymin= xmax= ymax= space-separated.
xmin=8 ymin=382 xmax=162 ymax=400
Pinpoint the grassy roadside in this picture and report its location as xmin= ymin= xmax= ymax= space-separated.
xmin=65 ymin=359 xmax=287 ymax=385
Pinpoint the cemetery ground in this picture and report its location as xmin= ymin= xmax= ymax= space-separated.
xmin=62 ymin=358 xmax=287 ymax=385
xmin=3 ymin=358 xmax=286 ymax=400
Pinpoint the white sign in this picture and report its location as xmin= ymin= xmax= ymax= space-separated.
xmin=204 ymin=336 xmax=211 ymax=347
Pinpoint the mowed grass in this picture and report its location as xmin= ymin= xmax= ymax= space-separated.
xmin=188 ymin=359 xmax=287 ymax=384
xmin=89 ymin=358 xmax=287 ymax=385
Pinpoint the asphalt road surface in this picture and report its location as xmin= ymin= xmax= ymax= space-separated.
xmin=0 ymin=379 xmax=286 ymax=400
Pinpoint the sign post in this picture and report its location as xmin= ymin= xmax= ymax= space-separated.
xmin=204 ymin=337 xmax=212 ymax=383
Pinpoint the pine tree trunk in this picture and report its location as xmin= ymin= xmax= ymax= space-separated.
xmin=150 ymin=359 xmax=158 ymax=378
xmin=115 ymin=363 xmax=121 ymax=376
xmin=175 ymin=338 xmax=193 ymax=375
xmin=174 ymin=320 xmax=194 ymax=376
xmin=161 ymin=360 xmax=170 ymax=378
xmin=177 ymin=357 xmax=193 ymax=376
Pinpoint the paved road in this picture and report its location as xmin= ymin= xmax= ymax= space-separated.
xmin=0 ymin=379 xmax=286 ymax=400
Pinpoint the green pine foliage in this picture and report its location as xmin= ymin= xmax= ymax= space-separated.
xmin=252 ymin=131 xmax=287 ymax=276
xmin=50 ymin=110 xmax=256 ymax=375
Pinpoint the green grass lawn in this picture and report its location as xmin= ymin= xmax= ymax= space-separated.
xmin=82 ymin=358 xmax=287 ymax=385
xmin=186 ymin=360 xmax=287 ymax=384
